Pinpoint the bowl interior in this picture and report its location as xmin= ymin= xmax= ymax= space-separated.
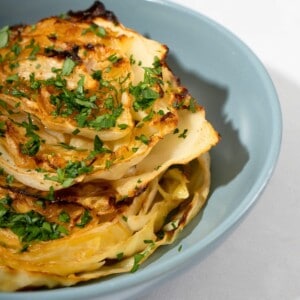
xmin=0 ymin=0 xmax=281 ymax=299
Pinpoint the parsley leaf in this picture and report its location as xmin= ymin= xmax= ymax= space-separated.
xmin=61 ymin=57 xmax=76 ymax=76
xmin=5 ymin=174 xmax=14 ymax=185
xmin=20 ymin=136 xmax=41 ymax=156
xmin=130 ymin=85 xmax=159 ymax=111
xmin=82 ymin=23 xmax=106 ymax=37
xmin=11 ymin=42 xmax=21 ymax=57
xmin=0 ymin=26 xmax=9 ymax=49
xmin=6 ymin=74 xmax=19 ymax=83
xmin=29 ymin=73 xmax=41 ymax=90
xmin=14 ymin=114 xmax=42 ymax=156
xmin=131 ymin=253 xmax=145 ymax=273
xmin=178 ymin=129 xmax=188 ymax=139
xmin=76 ymin=209 xmax=92 ymax=228
xmin=88 ymin=105 xmax=123 ymax=130
xmin=108 ymin=53 xmax=120 ymax=63
xmin=130 ymin=57 xmax=162 ymax=111
xmin=26 ymin=39 xmax=40 ymax=60
xmin=135 ymin=134 xmax=150 ymax=145
xmin=58 ymin=211 xmax=70 ymax=223
xmin=116 ymin=252 xmax=124 ymax=261
xmin=0 ymin=121 xmax=6 ymax=137
xmin=93 ymin=134 xmax=104 ymax=151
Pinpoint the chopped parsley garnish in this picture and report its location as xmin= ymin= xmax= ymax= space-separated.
xmin=118 ymin=123 xmax=128 ymax=130
xmin=10 ymin=88 xmax=28 ymax=98
xmin=178 ymin=129 xmax=188 ymax=139
xmin=46 ymin=69 xmax=122 ymax=130
xmin=92 ymin=70 xmax=102 ymax=81
xmin=11 ymin=42 xmax=21 ymax=57
xmin=104 ymin=96 xmax=114 ymax=109
xmin=45 ymin=186 xmax=55 ymax=201
xmin=44 ymin=160 xmax=93 ymax=187
xmin=143 ymin=239 xmax=155 ymax=245
xmin=130 ymin=57 xmax=162 ymax=111
xmin=26 ymin=39 xmax=40 ymax=60
xmin=49 ymin=74 xmax=97 ymax=119
xmin=6 ymin=74 xmax=19 ymax=83
xmin=9 ymin=62 xmax=19 ymax=70
xmin=131 ymin=147 xmax=139 ymax=153
xmin=142 ymin=110 xmax=154 ymax=122
xmin=0 ymin=99 xmax=7 ymax=109
xmin=173 ymin=128 xmax=179 ymax=134
xmin=72 ymin=128 xmax=80 ymax=135
xmin=82 ymin=23 xmax=106 ymax=37
xmin=93 ymin=135 xmax=104 ymax=152
xmin=5 ymin=174 xmax=14 ymax=185
xmin=130 ymin=239 xmax=156 ymax=273
xmin=88 ymin=105 xmax=123 ymax=130
xmin=58 ymin=211 xmax=70 ymax=223
xmin=0 ymin=195 xmax=68 ymax=244
xmin=108 ymin=53 xmax=120 ymax=64
xmin=20 ymin=136 xmax=41 ymax=156
xmin=76 ymin=209 xmax=92 ymax=228
xmin=0 ymin=26 xmax=9 ymax=49
xmin=88 ymin=135 xmax=111 ymax=159
xmin=129 ymin=54 xmax=136 ymax=65
xmin=58 ymin=142 xmax=78 ymax=150
xmin=15 ymin=114 xmax=42 ymax=156
xmin=105 ymin=159 xmax=112 ymax=169
xmin=61 ymin=57 xmax=76 ymax=76
xmin=116 ymin=252 xmax=124 ymax=261
xmin=0 ymin=121 xmax=6 ymax=137
xmin=135 ymin=134 xmax=150 ymax=145
xmin=130 ymin=86 xmax=159 ymax=111
xmin=29 ymin=72 xmax=41 ymax=90
xmin=47 ymin=33 xmax=57 ymax=40
xmin=131 ymin=253 xmax=144 ymax=273
xmin=173 ymin=128 xmax=188 ymax=139
xmin=188 ymin=98 xmax=197 ymax=113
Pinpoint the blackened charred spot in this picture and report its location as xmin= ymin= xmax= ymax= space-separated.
xmin=9 ymin=24 xmax=26 ymax=34
xmin=175 ymin=88 xmax=189 ymax=102
xmin=0 ymin=183 xmax=46 ymax=200
xmin=104 ymin=257 xmax=121 ymax=266
xmin=114 ymin=195 xmax=135 ymax=208
xmin=32 ymin=156 xmax=46 ymax=167
xmin=8 ymin=24 xmax=26 ymax=41
xmin=47 ymin=34 xmax=57 ymax=42
xmin=108 ymin=196 xmax=117 ymax=207
xmin=112 ymin=57 xmax=125 ymax=68
xmin=160 ymin=111 xmax=175 ymax=122
xmin=68 ymin=1 xmax=119 ymax=25
xmin=54 ymin=182 xmax=115 ymax=201
xmin=85 ymin=43 xmax=95 ymax=50
xmin=44 ymin=45 xmax=82 ymax=63
xmin=173 ymin=88 xmax=190 ymax=110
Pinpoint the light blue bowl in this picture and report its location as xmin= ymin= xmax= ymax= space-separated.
xmin=0 ymin=1 xmax=282 ymax=299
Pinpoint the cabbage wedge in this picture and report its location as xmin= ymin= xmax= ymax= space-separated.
xmin=0 ymin=1 xmax=219 ymax=291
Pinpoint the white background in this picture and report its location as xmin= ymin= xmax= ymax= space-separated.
xmin=144 ymin=0 xmax=300 ymax=299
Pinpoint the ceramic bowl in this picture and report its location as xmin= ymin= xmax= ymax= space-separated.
xmin=0 ymin=1 xmax=282 ymax=299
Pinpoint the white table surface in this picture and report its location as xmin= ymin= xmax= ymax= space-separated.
xmin=143 ymin=1 xmax=300 ymax=299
